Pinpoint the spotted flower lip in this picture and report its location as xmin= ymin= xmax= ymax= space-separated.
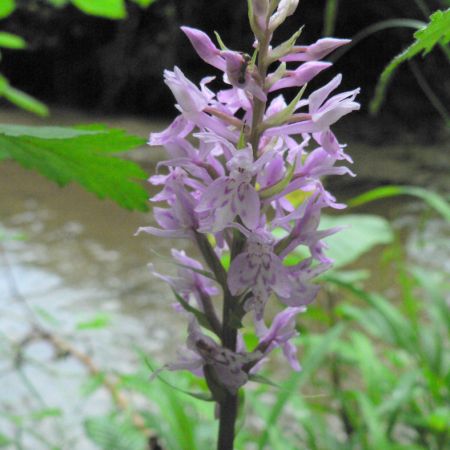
xmin=195 ymin=142 xmax=276 ymax=232
xmin=167 ymin=317 xmax=261 ymax=394
xmin=227 ymin=228 xmax=291 ymax=320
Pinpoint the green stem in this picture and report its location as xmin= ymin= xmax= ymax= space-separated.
xmin=216 ymin=25 xmax=273 ymax=450
xmin=408 ymin=59 xmax=450 ymax=128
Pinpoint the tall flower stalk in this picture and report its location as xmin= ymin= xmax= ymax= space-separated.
xmin=138 ymin=1 xmax=359 ymax=448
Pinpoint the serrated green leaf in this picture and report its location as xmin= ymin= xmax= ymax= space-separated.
xmin=0 ymin=32 xmax=26 ymax=49
xmin=0 ymin=123 xmax=149 ymax=211
xmin=71 ymin=0 xmax=126 ymax=19
xmin=371 ymin=9 xmax=450 ymax=113
xmin=0 ymin=0 xmax=15 ymax=19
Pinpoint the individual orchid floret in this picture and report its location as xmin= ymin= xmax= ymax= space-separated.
xmin=227 ymin=228 xmax=291 ymax=320
xmin=167 ymin=317 xmax=261 ymax=394
xmin=277 ymin=258 xmax=331 ymax=308
xmin=149 ymin=115 xmax=194 ymax=147
xmin=181 ymin=26 xmax=267 ymax=101
xmin=164 ymin=67 xmax=239 ymax=142
xmin=309 ymin=74 xmax=361 ymax=129
xmin=281 ymin=37 xmax=351 ymax=62
xmin=268 ymin=61 xmax=332 ymax=92
xmin=274 ymin=191 xmax=341 ymax=262
xmin=221 ymin=51 xmax=266 ymax=101
xmin=165 ymin=67 xmax=209 ymax=114
xmin=151 ymin=250 xmax=218 ymax=305
xmin=181 ymin=26 xmax=226 ymax=71
xmin=195 ymin=145 xmax=263 ymax=232
xmin=136 ymin=169 xmax=198 ymax=239
xmin=264 ymin=73 xmax=360 ymax=137
xmin=255 ymin=306 xmax=304 ymax=371
xmin=269 ymin=0 xmax=299 ymax=31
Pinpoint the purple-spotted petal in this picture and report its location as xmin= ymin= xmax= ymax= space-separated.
xmin=236 ymin=183 xmax=260 ymax=230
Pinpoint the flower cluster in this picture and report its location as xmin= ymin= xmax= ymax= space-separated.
xmin=138 ymin=0 xmax=359 ymax=396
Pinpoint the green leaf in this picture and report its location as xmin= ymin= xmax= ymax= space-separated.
xmin=144 ymin=357 xmax=214 ymax=402
xmin=0 ymin=32 xmax=26 ymax=49
xmin=354 ymin=393 xmax=389 ymax=448
xmin=45 ymin=0 xmax=70 ymax=7
xmin=171 ymin=289 xmax=215 ymax=333
xmin=30 ymin=408 xmax=63 ymax=421
xmin=371 ymin=8 xmax=450 ymax=113
xmin=81 ymin=373 xmax=106 ymax=397
xmin=0 ymin=0 xmax=15 ymax=19
xmin=0 ymin=123 xmax=149 ymax=211
xmin=76 ymin=313 xmax=111 ymax=330
xmin=85 ymin=415 xmax=146 ymax=450
xmin=131 ymin=0 xmax=157 ymax=7
xmin=257 ymin=324 xmax=344 ymax=449
xmin=71 ymin=0 xmax=126 ymax=19
xmin=264 ymin=84 xmax=307 ymax=127
xmin=248 ymin=373 xmax=281 ymax=388
xmin=214 ymin=31 xmax=229 ymax=51
xmin=0 ymin=75 xmax=48 ymax=116
xmin=349 ymin=185 xmax=450 ymax=221
xmin=259 ymin=156 xmax=297 ymax=199
xmin=269 ymin=26 xmax=304 ymax=62
xmin=308 ymin=214 xmax=393 ymax=269
xmin=0 ymin=433 xmax=11 ymax=447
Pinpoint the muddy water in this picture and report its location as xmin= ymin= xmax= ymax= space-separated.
xmin=0 ymin=107 xmax=448 ymax=449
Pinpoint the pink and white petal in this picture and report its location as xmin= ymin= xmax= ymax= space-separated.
xmin=181 ymin=26 xmax=225 ymax=71
xmin=268 ymin=256 xmax=291 ymax=297
xmin=236 ymin=184 xmax=260 ymax=230
xmin=196 ymin=178 xmax=233 ymax=211
xmin=227 ymin=253 xmax=259 ymax=294
xmin=308 ymin=74 xmax=342 ymax=113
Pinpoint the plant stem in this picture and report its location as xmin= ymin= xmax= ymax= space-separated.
xmin=217 ymin=25 xmax=272 ymax=450
xmin=217 ymin=286 xmax=238 ymax=450
xmin=217 ymin=389 xmax=239 ymax=450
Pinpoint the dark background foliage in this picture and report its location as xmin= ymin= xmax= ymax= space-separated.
xmin=0 ymin=0 xmax=448 ymax=141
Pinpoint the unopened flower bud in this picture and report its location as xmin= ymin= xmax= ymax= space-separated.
xmin=252 ymin=0 xmax=269 ymax=30
xmin=269 ymin=0 xmax=299 ymax=32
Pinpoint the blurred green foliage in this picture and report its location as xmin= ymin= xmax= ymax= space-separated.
xmin=45 ymin=0 xmax=157 ymax=18
xmin=371 ymin=7 xmax=450 ymax=122
xmin=1 ymin=186 xmax=448 ymax=449
xmin=0 ymin=123 xmax=149 ymax=211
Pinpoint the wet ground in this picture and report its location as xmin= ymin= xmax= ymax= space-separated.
xmin=0 ymin=107 xmax=448 ymax=449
